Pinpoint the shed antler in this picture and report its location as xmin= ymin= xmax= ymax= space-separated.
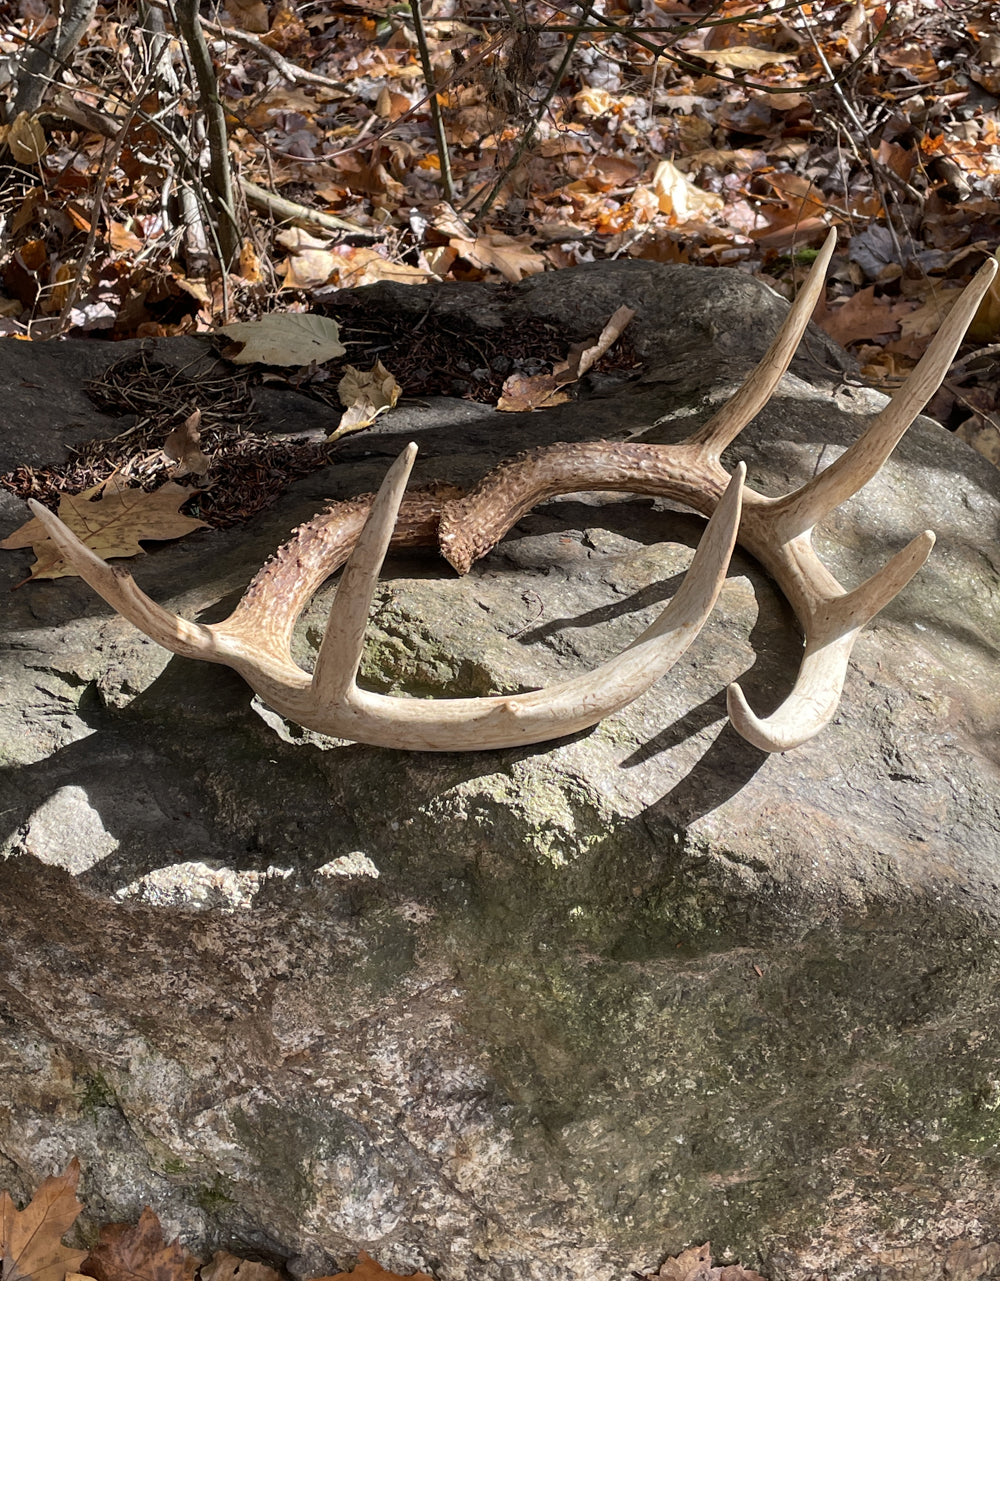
xmin=30 ymin=447 xmax=744 ymax=751
xmin=29 ymin=232 xmax=997 ymax=753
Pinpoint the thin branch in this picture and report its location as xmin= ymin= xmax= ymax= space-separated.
xmin=242 ymin=180 xmax=381 ymax=239
xmin=141 ymin=0 xmax=354 ymax=92
xmin=409 ymin=0 xmax=455 ymax=202
xmin=6 ymin=0 xmax=97 ymax=122
xmin=174 ymin=0 xmax=241 ymax=267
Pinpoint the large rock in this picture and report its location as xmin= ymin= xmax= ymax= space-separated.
xmin=2 ymin=262 xmax=999 ymax=1280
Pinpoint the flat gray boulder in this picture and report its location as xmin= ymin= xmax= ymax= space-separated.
xmin=2 ymin=260 xmax=999 ymax=1279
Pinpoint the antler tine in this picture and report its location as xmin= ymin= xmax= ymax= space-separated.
xmin=776 ymin=254 xmax=999 ymax=537
xmin=27 ymin=499 xmax=222 ymax=660
xmin=309 ymin=442 xmax=418 ymax=707
xmin=726 ymin=527 xmax=936 ymax=752
xmin=690 ymin=228 xmax=837 ymax=459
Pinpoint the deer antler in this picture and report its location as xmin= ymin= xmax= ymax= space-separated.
xmin=29 ymin=446 xmax=744 ymax=751
xmin=438 ymin=234 xmax=998 ymax=751
xmin=28 ymin=232 xmax=996 ymax=753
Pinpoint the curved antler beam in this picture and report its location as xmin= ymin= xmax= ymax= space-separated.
xmin=29 ymin=449 xmax=744 ymax=752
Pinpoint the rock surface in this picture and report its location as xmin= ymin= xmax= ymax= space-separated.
xmin=2 ymin=261 xmax=1000 ymax=1279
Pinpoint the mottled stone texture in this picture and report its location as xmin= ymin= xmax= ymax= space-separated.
xmin=2 ymin=261 xmax=1000 ymax=1279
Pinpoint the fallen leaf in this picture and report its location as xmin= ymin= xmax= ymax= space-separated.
xmin=108 ymin=221 xmax=143 ymax=254
xmin=429 ymin=201 xmax=476 ymax=240
xmin=649 ymin=159 xmax=724 ymax=223
xmin=82 ymin=1206 xmax=200 ymax=1281
xmin=225 ymin=0 xmax=269 ymax=30
xmin=7 ymin=111 xmax=47 ymax=165
xmin=815 ymin=284 xmax=902 ymax=348
xmin=587 ymin=154 xmax=640 ymax=187
xmin=219 ymin=310 xmax=345 ymax=366
xmin=498 ymin=304 xmax=634 ymax=412
xmin=749 ymin=215 xmax=829 ymax=252
xmin=898 ymin=286 xmax=963 ymax=340
xmin=238 ymin=241 xmax=263 ymax=283
xmin=694 ymin=46 xmax=796 ymax=70
xmin=318 ymin=1251 xmax=432 ymax=1281
xmin=1 ymin=1159 xmax=87 ymax=1281
xmin=327 ymin=359 xmax=401 ymax=440
xmin=957 ymin=413 xmax=1000 ymax=468
xmin=2 ymin=480 xmax=205 ymax=582
xmin=162 ymin=409 xmax=210 ymax=476
xmin=656 ymin=1241 xmax=763 ymax=1281
xmin=459 ymin=233 xmax=547 ymax=283
xmin=847 ymin=223 xmax=900 ymax=281
xmin=199 ymin=1250 xmax=283 ymax=1281
xmin=276 ymin=226 xmax=338 ymax=291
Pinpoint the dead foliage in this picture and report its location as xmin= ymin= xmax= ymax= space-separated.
xmin=0 ymin=0 xmax=997 ymax=459
xmin=652 ymin=1242 xmax=764 ymax=1282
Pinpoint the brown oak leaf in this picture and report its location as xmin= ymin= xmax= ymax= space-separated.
xmin=814 ymin=285 xmax=905 ymax=349
xmin=1 ymin=479 xmax=205 ymax=582
xmin=327 ymin=360 xmax=401 ymax=441
xmin=656 ymin=1241 xmax=763 ymax=1281
xmin=1 ymin=1159 xmax=88 ymax=1281
xmin=498 ymin=305 xmax=634 ymax=412
xmin=317 ymin=1251 xmax=432 ymax=1281
xmin=82 ymin=1206 xmax=200 ymax=1281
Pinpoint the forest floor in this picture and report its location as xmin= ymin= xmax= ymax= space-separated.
xmin=1 ymin=0 xmax=1000 ymax=452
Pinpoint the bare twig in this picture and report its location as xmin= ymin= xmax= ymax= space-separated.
xmin=174 ymin=0 xmax=241 ymax=267
xmin=242 ymin=180 xmax=380 ymax=239
xmin=408 ymin=0 xmax=455 ymax=203
xmin=200 ymin=15 xmax=352 ymax=94
xmin=796 ymin=3 xmax=907 ymax=263
xmin=142 ymin=0 xmax=353 ymax=92
xmin=135 ymin=1 xmax=209 ymax=273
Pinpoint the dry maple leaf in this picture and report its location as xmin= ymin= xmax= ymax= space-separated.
xmin=317 ymin=1251 xmax=431 ymax=1282
xmin=0 ymin=1159 xmax=88 ymax=1281
xmin=199 ymin=1250 xmax=283 ymax=1281
xmin=459 ymin=233 xmax=546 ymax=284
xmin=1 ymin=480 xmax=205 ymax=582
xmin=655 ymin=1242 xmax=763 ymax=1281
xmin=814 ymin=285 xmax=903 ymax=349
xmin=82 ymin=1206 xmax=200 ymax=1281
xmin=498 ymin=305 xmax=634 ymax=412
